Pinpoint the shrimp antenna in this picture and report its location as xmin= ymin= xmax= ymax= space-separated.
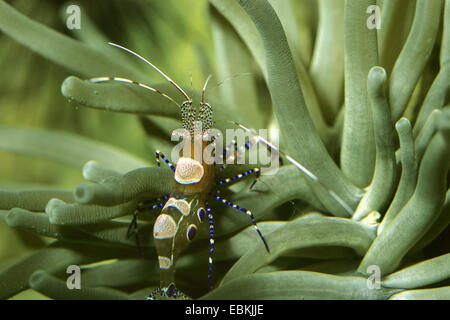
xmin=199 ymin=75 xmax=214 ymax=132
xmin=226 ymin=120 xmax=354 ymax=215
xmin=201 ymin=75 xmax=212 ymax=105
xmin=89 ymin=76 xmax=180 ymax=108
xmin=108 ymin=42 xmax=192 ymax=103
xmin=214 ymin=73 xmax=253 ymax=90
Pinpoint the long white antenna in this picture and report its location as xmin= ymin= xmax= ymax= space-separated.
xmin=227 ymin=120 xmax=354 ymax=215
xmin=108 ymin=42 xmax=191 ymax=103
xmin=201 ymin=75 xmax=212 ymax=105
xmin=89 ymin=76 xmax=180 ymax=107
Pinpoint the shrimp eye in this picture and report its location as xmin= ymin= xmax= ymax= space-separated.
xmin=197 ymin=208 xmax=206 ymax=222
xmin=186 ymin=224 xmax=197 ymax=241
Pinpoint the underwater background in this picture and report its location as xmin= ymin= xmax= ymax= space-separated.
xmin=0 ymin=0 xmax=449 ymax=300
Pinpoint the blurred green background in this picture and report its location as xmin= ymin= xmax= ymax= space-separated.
xmin=0 ymin=0 xmax=213 ymax=282
xmin=0 ymin=0 xmax=208 ymax=184
xmin=0 ymin=0 xmax=305 ymax=298
xmin=1 ymin=0 xmax=448 ymax=300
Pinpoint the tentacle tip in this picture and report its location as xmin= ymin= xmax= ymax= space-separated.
xmin=368 ymin=66 xmax=387 ymax=88
xmin=45 ymin=198 xmax=64 ymax=212
xmin=60 ymin=75 xmax=78 ymax=94
xmin=5 ymin=208 xmax=22 ymax=228
xmin=28 ymin=270 xmax=48 ymax=289
xmin=73 ymin=183 xmax=94 ymax=204
xmin=82 ymin=160 xmax=101 ymax=180
xmin=395 ymin=117 xmax=412 ymax=130
xmin=369 ymin=65 xmax=386 ymax=77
